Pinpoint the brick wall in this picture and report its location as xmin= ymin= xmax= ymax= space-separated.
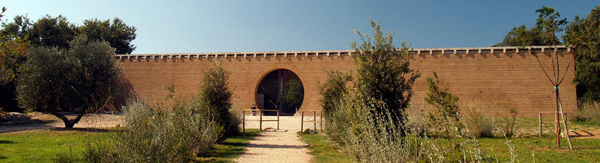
xmin=118 ymin=47 xmax=576 ymax=117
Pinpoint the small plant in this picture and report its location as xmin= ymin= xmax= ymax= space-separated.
xmin=51 ymin=150 xmax=78 ymax=163
xmin=425 ymin=71 xmax=462 ymax=138
xmin=463 ymin=106 xmax=494 ymax=138
xmin=496 ymin=105 xmax=519 ymax=138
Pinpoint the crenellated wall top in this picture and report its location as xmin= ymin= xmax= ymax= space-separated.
xmin=115 ymin=45 xmax=570 ymax=60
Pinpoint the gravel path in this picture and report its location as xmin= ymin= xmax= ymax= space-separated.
xmin=235 ymin=115 xmax=318 ymax=163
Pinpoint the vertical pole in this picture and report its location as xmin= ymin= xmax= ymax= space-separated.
xmin=301 ymin=111 xmax=304 ymax=132
xmin=539 ymin=113 xmax=542 ymax=137
xmin=313 ymin=111 xmax=317 ymax=132
xmin=278 ymin=71 xmax=283 ymax=113
xmin=243 ymin=110 xmax=246 ymax=133
xmin=260 ymin=109 xmax=263 ymax=131
xmin=555 ymin=86 xmax=561 ymax=148
xmin=320 ymin=112 xmax=323 ymax=132
xmin=277 ymin=110 xmax=280 ymax=130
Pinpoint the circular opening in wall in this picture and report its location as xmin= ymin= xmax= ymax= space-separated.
xmin=256 ymin=69 xmax=304 ymax=116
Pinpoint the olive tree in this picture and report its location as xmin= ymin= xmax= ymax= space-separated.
xmin=17 ymin=36 xmax=122 ymax=128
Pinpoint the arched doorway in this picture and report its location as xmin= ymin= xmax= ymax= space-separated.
xmin=256 ymin=69 xmax=304 ymax=116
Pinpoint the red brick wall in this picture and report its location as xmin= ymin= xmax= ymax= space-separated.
xmin=118 ymin=48 xmax=576 ymax=117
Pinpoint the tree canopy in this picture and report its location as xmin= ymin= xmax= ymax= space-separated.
xmin=1 ymin=15 xmax=137 ymax=54
xmin=16 ymin=36 xmax=123 ymax=128
xmin=79 ymin=18 xmax=137 ymax=54
xmin=564 ymin=5 xmax=600 ymax=102
xmin=495 ymin=6 xmax=566 ymax=47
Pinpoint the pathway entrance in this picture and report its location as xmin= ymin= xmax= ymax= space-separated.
xmin=236 ymin=116 xmax=314 ymax=163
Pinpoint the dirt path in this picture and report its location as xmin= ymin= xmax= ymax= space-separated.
xmin=235 ymin=116 xmax=315 ymax=163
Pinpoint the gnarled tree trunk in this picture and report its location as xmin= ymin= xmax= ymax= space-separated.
xmin=50 ymin=111 xmax=85 ymax=129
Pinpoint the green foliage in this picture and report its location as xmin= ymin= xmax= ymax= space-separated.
xmin=29 ymin=15 xmax=77 ymax=49
xmin=319 ymin=71 xmax=352 ymax=118
xmin=564 ymin=5 xmax=600 ymax=102
xmin=299 ymin=132 xmax=351 ymax=163
xmin=425 ymin=71 xmax=461 ymax=137
xmin=198 ymin=63 xmax=239 ymax=137
xmin=84 ymin=99 xmax=223 ymax=163
xmin=1 ymin=14 xmax=137 ymax=54
xmin=0 ymin=34 xmax=29 ymax=85
xmin=78 ymin=18 xmax=137 ymax=54
xmin=318 ymin=71 xmax=353 ymax=145
xmin=535 ymin=6 xmax=568 ymax=46
xmin=495 ymin=6 xmax=566 ymax=47
xmin=495 ymin=25 xmax=556 ymax=47
xmin=496 ymin=105 xmax=519 ymax=138
xmin=350 ymin=19 xmax=420 ymax=135
xmin=16 ymin=36 xmax=122 ymax=128
xmin=0 ymin=15 xmax=31 ymax=40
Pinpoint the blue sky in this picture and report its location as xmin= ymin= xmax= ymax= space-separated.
xmin=2 ymin=1 xmax=598 ymax=54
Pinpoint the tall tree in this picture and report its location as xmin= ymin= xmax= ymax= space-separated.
xmin=495 ymin=6 xmax=565 ymax=47
xmin=0 ymin=15 xmax=32 ymax=40
xmin=564 ymin=5 xmax=600 ymax=102
xmin=79 ymin=18 xmax=137 ymax=54
xmin=0 ymin=7 xmax=30 ymax=112
xmin=29 ymin=15 xmax=77 ymax=49
xmin=17 ymin=36 xmax=122 ymax=128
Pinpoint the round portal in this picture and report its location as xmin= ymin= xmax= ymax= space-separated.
xmin=256 ymin=69 xmax=304 ymax=116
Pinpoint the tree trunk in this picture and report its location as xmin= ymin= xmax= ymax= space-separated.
xmin=50 ymin=111 xmax=85 ymax=129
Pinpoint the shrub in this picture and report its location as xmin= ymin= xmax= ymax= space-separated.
xmin=198 ymin=63 xmax=238 ymax=137
xmin=425 ymin=71 xmax=462 ymax=138
xmin=318 ymin=71 xmax=352 ymax=145
xmin=572 ymin=102 xmax=600 ymax=124
xmin=406 ymin=105 xmax=427 ymax=137
xmin=463 ymin=106 xmax=494 ymax=138
xmin=350 ymin=19 xmax=420 ymax=136
xmin=496 ymin=105 xmax=518 ymax=138
xmin=84 ymin=99 xmax=222 ymax=162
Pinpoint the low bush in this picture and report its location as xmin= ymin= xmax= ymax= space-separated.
xmin=406 ymin=105 xmax=427 ymax=137
xmin=463 ymin=106 xmax=494 ymax=138
xmin=84 ymin=99 xmax=223 ymax=163
xmin=496 ymin=105 xmax=518 ymax=138
xmin=572 ymin=102 xmax=600 ymax=124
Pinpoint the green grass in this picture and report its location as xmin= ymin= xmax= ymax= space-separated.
xmin=477 ymin=136 xmax=600 ymax=162
xmin=0 ymin=129 xmax=111 ymax=163
xmin=299 ymin=132 xmax=351 ymax=163
xmin=195 ymin=129 xmax=260 ymax=163
xmin=0 ymin=129 xmax=260 ymax=163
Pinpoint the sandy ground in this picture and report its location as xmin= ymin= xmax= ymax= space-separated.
xmin=0 ymin=113 xmax=123 ymax=133
xmin=236 ymin=115 xmax=319 ymax=163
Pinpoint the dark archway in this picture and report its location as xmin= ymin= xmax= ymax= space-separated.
xmin=256 ymin=69 xmax=304 ymax=116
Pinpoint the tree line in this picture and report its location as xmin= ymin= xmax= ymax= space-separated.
xmin=496 ymin=6 xmax=600 ymax=103
xmin=0 ymin=7 xmax=136 ymax=118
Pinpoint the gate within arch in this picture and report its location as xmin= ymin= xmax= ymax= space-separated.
xmin=256 ymin=69 xmax=304 ymax=116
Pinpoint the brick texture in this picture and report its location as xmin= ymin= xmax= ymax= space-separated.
xmin=118 ymin=49 xmax=576 ymax=117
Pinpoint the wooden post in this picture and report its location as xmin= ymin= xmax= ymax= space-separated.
xmin=301 ymin=111 xmax=304 ymax=132
xmin=277 ymin=110 xmax=280 ymax=130
xmin=539 ymin=113 xmax=542 ymax=137
xmin=259 ymin=109 xmax=263 ymax=131
xmin=320 ymin=112 xmax=323 ymax=132
xmin=313 ymin=111 xmax=317 ymax=132
xmin=243 ymin=110 xmax=246 ymax=133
